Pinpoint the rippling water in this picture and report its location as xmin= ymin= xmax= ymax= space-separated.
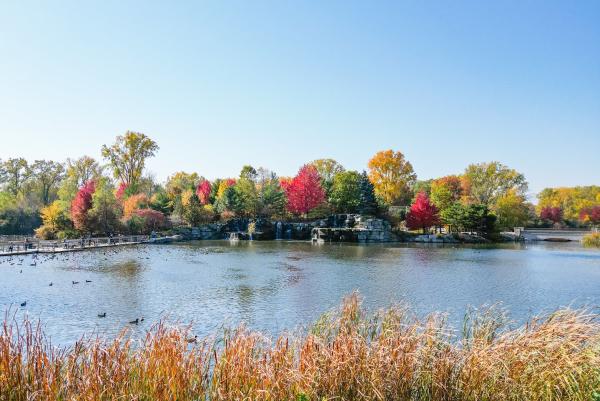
xmin=1 ymin=240 xmax=599 ymax=344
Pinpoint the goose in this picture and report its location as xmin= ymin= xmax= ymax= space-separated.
xmin=72 ymin=281 xmax=79 ymax=285
xmin=98 ymin=312 xmax=106 ymax=318
xmin=20 ymin=301 xmax=26 ymax=307
xmin=85 ymin=280 xmax=92 ymax=283
xmin=49 ymin=282 xmax=53 ymax=286
xmin=129 ymin=318 xmax=139 ymax=325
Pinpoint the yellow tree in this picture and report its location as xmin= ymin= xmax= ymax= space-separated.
xmin=494 ymin=189 xmax=530 ymax=230
xmin=367 ymin=150 xmax=416 ymax=206
xmin=39 ymin=201 xmax=63 ymax=232
xmin=122 ymin=193 xmax=148 ymax=219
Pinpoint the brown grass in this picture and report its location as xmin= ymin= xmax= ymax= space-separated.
xmin=583 ymin=232 xmax=600 ymax=248
xmin=1 ymin=293 xmax=599 ymax=400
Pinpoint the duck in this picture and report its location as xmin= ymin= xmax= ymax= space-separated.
xmin=98 ymin=312 xmax=106 ymax=318
xmin=20 ymin=301 xmax=26 ymax=307
xmin=129 ymin=318 xmax=139 ymax=325
xmin=72 ymin=281 xmax=79 ymax=285
xmin=85 ymin=280 xmax=92 ymax=283
xmin=187 ymin=335 xmax=198 ymax=344
xmin=49 ymin=282 xmax=53 ymax=286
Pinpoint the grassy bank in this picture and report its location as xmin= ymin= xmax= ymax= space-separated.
xmin=1 ymin=294 xmax=600 ymax=401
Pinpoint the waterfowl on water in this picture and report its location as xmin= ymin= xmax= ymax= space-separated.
xmin=72 ymin=281 xmax=79 ymax=285
xmin=20 ymin=301 xmax=26 ymax=307
xmin=129 ymin=318 xmax=139 ymax=324
xmin=85 ymin=280 xmax=92 ymax=283
xmin=49 ymin=282 xmax=53 ymax=286
xmin=187 ymin=335 xmax=198 ymax=344
xmin=98 ymin=312 xmax=106 ymax=318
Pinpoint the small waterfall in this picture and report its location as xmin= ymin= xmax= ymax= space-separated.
xmin=276 ymin=221 xmax=283 ymax=240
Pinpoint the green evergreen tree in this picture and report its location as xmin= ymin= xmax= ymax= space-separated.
xmin=183 ymin=193 xmax=203 ymax=226
xmin=358 ymin=171 xmax=378 ymax=216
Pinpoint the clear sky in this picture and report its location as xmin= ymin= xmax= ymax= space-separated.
xmin=1 ymin=1 xmax=598 ymax=197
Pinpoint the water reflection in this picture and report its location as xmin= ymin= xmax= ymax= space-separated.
xmin=0 ymin=240 xmax=599 ymax=344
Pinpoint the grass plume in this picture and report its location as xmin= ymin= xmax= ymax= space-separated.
xmin=1 ymin=293 xmax=599 ymax=400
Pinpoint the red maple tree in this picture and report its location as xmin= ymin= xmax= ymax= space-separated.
xmin=406 ymin=192 xmax=440 ymax=233
xmin=284 ymin=165 xmax=325 ymax=216
xmin=540 ymin=206 xmax=563 ymax=224
xmin=580 ymin=206 xmax=600 ymax=225
xmin=71 ymin=180 xmax=96 ymax=231
xmin=115 ymin=182 xmax=128 ymax=200
xmin=196 ymin=180 xmax=212 ymax=205
xmin=134 ymin=208 xmax=166 ymax=233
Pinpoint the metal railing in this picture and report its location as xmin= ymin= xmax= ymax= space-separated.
xmin=0 ymin=235 xmax=150 ymax=254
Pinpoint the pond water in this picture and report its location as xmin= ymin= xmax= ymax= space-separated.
xmin=1 ymin=240 xmax=600 ymax=344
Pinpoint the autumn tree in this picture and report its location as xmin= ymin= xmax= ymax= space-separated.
xmin=101 ymin=131 xmax=159 ymax=190
xmin=367 ymin=150 xmax=416 ymax=206
xmin=89 ymin=178 xmax=121 ymax=235
xmin=71 ymin=180 xmax=96 ymax=232
xmin=430 ymin=175 xmax=463 ymax=212
xmin=537 ymin=186 xmax=600 ymax=222
xmin=580 ymin=206 xmax=600 ymax=225
xmin=132 ymin=208 xmax=166 ymax=234
xmin=540 ymin=206 xmax=563 ymax=225
xmin=35 ymin=200 xmax=72 ymax=239
xmin=463 ymin=162 xmax=527 ymax=207
xmin=122 ymin=193 xmax=149 ymax=219
xmin=494 ymin=189 xmax=530 ymax=230
xmin=214 ymin=178 xmax=237 ymax=214
xmin=196 ymin=180 xmax=212 ymax=205
xmin=329 ymin=170 xmax=361 ymax=213
xmin=405 ymin=192 xmax=440 ymax=233
xmin=0 ymin=158 xmax=30 ymax=196
xmin=182 ymin=191 xmax=207 ymax=226
xmin=284 ymin=165 xmax=325 ymax=217
xmin=310 ymin=159 xmax=345 ymax=196
xmin=65 ymin=156 xmax=103 ymax=188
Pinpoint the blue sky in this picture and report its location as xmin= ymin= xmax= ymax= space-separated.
xmin=0 ymin=1 xmax=598 ymax=197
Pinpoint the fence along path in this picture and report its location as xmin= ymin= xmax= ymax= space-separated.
xmin=0 ymin=235 xmax=150 ymax=256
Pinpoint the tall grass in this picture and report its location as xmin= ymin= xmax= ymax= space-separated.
xmin=1 ymin=294 xmax=599 ymax=400
xmin=583 ymin=232 xmax=600 ymax=248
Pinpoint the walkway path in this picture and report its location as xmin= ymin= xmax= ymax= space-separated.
xmin=0 ymin=235 xmax=151 ymax=256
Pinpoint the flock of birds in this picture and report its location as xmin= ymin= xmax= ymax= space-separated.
xmin=1 ymin=248 xmax=148 ymax=326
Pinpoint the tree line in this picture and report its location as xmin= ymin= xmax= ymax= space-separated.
xmin=0 ymin=131 xmax=598 ymax=239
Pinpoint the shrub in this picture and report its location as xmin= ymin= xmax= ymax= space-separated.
xmin=34 ymin=225 xmax=56 ymax=240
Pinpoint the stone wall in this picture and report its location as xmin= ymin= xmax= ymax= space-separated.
xmin=175 ymin=214 xmax=396 ymax=243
